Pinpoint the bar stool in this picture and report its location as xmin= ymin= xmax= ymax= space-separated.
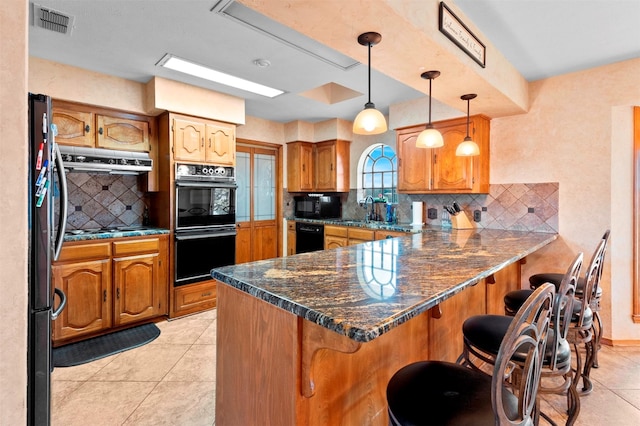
xmin=505 ymin=235 xmax=608 ymax=395
xmin=528 ymin=230 xmax=610 ymax=370
xmin=386 ymin=283 xmax=554 ymax=426
xmin=459 ymin=253 xmax=582 ymax=425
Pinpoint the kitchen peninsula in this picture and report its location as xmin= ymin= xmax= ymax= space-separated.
xmin=212 ymin=228 xmax=556 ymax=425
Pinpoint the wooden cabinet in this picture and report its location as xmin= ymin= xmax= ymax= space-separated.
xmin=397 ymin=115 xmax=490 ymax=194
xmin=53 ymin=101 xmax=151 ymax=152
xmin=287 ymin=141 xmax=314 ymax=192
xmin=172 ymin=115 xmax=236 ymax=165
xmin=287 ymin=139 xmax=350 ymax=192
xmin=112 ymin=238 xmax=165 ymax=326
xmin=173 ymin=281 xmax=217 ymax=315
xmin=374 ymin=230 xmax=408 ymax=240
xmin=324 ymin=225 xmax=377 ymax=248
xmin=287 ymin=221 xmax=296 ymax=256
xmin=52 ymin=235 xmax=168 ymax=345
xmin=315 ymin=140 xmax=350 ymax=192
xmin=324 ymin=225 xmax=348 ymax=249
xmin=347 ymin=228 xmax=375 ymax=245
xmin=52 ymin=242 xmax=112 ymax=343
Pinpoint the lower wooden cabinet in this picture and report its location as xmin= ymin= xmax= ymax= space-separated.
xmin=173 ymin=280 xmax=217 ymax=316
xmin=287 ymin=221 xmax=296 ymax=256
xmin=374 ymin=230 xmax=408 ymax=240
xmin=52 ymin=235 xmax=168 ymax=345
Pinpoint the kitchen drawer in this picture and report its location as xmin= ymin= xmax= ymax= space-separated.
xmin=374 ymin=230 xmax=408 ymax=240
xmin=348 ymin=228 xmax=375 ymax=241
xmin=174 ymin=281 xmax=217 ymax=315
xmin=325 ymin=225 xmax=348 ymax=238
xmin=113 ymin=238 xmax=160 ymax=256
xmin=56 ymin=242 xmax=111 ymax=262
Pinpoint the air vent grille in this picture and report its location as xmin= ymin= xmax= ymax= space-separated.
xmin=33 ymin=3 xmax=74 ymax=35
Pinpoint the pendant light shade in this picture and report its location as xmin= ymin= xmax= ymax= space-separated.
xmin=416 ymin=71 xmax=444 ymax=148
xmin=353 ymin=32 xmax=387 ymax=135
xmin=456 ymin=93 xmax=480 ymax=156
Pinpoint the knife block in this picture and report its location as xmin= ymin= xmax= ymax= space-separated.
xmin=451 ymin=211 xmax=475 ymax=229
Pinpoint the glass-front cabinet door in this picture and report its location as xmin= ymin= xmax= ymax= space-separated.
xmin=235 ymin=145 xmax=279 ymax=263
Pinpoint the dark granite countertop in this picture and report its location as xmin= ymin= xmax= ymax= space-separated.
xmin=212 ymin=228 xmax=557 ymax=343
xmin=63 ymin=226 xmax=170 ymax=242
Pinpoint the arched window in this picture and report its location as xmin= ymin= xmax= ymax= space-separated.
xmin=358 ymin=143 xmax=397 ymax=203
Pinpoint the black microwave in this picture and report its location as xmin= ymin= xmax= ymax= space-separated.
xmin=294 ymin=195 xmax=341 ymax=219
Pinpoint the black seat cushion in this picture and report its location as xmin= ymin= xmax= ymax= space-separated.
xmin=504 ymin=290 xmax=594 ymax=325
xmin=504 ymin=289 xmax=533 ymax=313
xmin=529 ymin=273 xmax=602 ymax=298
xmin=462 ymin=315 xmax=569 ymax=366
xmin=387 ymin=361 xmax=518 ymax=425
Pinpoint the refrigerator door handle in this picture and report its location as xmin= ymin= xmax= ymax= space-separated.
xmin=52 ymin=128 xmax=68 ymax=261
xmin=51 ymin=288 xmax=67 ymax=320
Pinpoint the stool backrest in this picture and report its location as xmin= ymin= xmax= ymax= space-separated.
xmin=575 ymin=236 xmax=608 ymax=328
xmin=590 ymin=229 xmax=610 ymax=302
xmin=550 ymin=252 xmax=582 ymax=368
xmin=493 ymin=283 xmax=554 ymax=426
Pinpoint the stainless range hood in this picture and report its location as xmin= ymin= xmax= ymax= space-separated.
xmin=58 ymin=145 xmax=152 ymax=174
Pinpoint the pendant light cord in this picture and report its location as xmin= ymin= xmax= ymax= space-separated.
xmin=428 ymin=78 xmax=432 ymax=124
xmin=466 ymin=98 xmax=470 ymax=138
xmin=367 ymin=42 xmax=372 ymax=105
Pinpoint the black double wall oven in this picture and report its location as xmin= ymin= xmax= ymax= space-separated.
xmin=174 ymin=163 xmax=236 ymax=286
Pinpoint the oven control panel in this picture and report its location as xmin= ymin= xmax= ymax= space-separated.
xmin=175 ymin=163 xmax=235 ymax=181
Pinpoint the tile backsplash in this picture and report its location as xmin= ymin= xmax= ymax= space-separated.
xmin=284 ymin=182 xmax=559 ymax=233
xmin=62 ymin=173 xmax=147 ymax=230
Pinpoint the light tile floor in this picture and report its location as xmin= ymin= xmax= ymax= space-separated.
xmin=52 ymin=310 xmax=640 ymax=425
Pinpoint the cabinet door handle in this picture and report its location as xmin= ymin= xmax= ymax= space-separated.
xmin=302 ymin=164 xmax=305 ymax=172
xmin=98 ymin=127 xmax=103 ymax=135
xmin=209 ymin=137 xmax=212 ymax=148
xmin=85 ymin=124 xmax=90 ymax=133
xmin=331 ymin=163 xmax=333 ymax=171
xmin=434 ymin=154 xmax=437 ymax=164
xmin=103 ymin=290 xmax=107 ymax=302
xmin=201 ymin=137 xmax=205 ymax=148
xmin=117 ymin=288 xmax=120 ymax=299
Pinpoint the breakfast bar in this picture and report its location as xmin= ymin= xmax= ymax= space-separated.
xmin=212 ymin=228 xmax=556 ymax=425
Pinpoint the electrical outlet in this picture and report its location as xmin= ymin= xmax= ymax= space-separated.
xmin=427 ymin=208 xmax=438 ymax=219
xmin=473 ymin=210 xmax=481 ymax=222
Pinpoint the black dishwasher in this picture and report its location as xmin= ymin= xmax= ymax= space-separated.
xmin=295 ymin=222 xmax=324 ymax=254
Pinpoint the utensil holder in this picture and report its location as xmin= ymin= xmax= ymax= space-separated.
xmin=451 ymin=211 xmax=475 ymax=229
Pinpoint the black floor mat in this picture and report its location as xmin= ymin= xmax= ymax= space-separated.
xmin=53 ymin=323 xmax=161 ymax=368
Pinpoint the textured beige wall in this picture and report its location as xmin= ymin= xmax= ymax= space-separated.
xmin=491 ymin=58 xmax=640 ymax=341
xmin=1 ymin=0 xmax=28 ymax=423
xmin=29 ymin=57 xmax=148 ymax=114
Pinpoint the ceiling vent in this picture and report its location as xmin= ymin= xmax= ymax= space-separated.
xmin=211 ymin=0 xmax=358 ymax=71
xmin=32 ymin=3 xmax=75 ymax=36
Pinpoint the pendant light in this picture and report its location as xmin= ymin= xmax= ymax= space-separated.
xmin=416 ymin=70 xmax=444 ymax=148
xmin=352 ymin=32 xmax=388 ymax=135
xmin=456 ymin=94 xmax=480 ymax=156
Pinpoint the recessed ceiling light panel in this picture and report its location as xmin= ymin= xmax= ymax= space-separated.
xmin=156 ymin=54 xmax=284 ymax=98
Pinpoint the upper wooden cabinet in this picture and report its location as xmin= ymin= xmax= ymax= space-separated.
xmin=287 ymin=139 xmax=350 ymax=192
xmin=52 ymin=101 xmax=151 ymax=152
xmin=287 ymin=141 xmax=314 ymax=192
xmin=315 ymin=139 xmax=350 ymax=192
xmin=397 ymin=115 xmax=490 ymax=194
xmin=172 ymin=114 xmax=236 ymax=166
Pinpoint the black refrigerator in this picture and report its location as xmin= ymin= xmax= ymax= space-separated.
xmin=27 ymin=93 xmax=68 ymax=425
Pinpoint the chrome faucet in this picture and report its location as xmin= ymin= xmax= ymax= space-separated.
xmin=364 ymin=196 xmax=375 ymax=222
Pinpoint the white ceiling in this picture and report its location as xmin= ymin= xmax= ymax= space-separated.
xmin=28 ymin=0 xmax=640 ymax=124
